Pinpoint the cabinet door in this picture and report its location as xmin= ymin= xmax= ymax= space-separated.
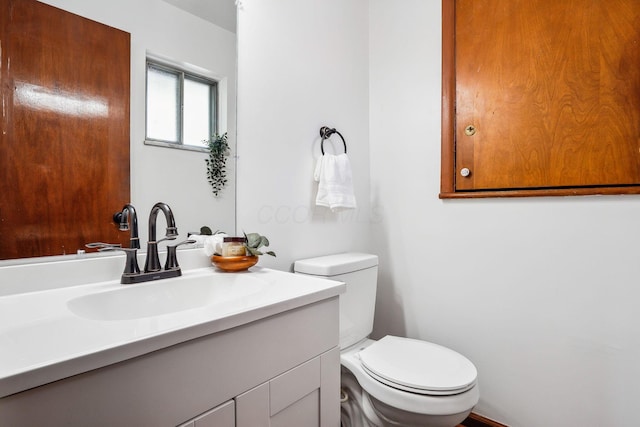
xmin=236 ymin=347 xmax=340 ymax=427
xmin=269 ymin=355 xmax=320 ymax=427
xmin=442 ymin=0 xmax=640 ymax=197
xmin=0 ymin=0 xmax=131 ymax=258
xmin=236 ymin=382 xmax=270 ymax=427
xmin=177 ymin=400 xmax=235 ymax=427
xmin=236 ymin=357 xmax=320 ymax=427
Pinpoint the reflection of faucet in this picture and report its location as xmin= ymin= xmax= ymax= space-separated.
xmin=113 ymin=204 xmax=140 ymax=249
xmin=144 ymin=202 xmax=179 ymax=273
xmin=112 ymin=203 xmax=141 ymax=277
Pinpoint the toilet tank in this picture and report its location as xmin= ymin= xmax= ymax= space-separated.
xmin=294 ymin=253 xmax=378 ymax=349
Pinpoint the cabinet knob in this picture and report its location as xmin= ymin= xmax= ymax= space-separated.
xmin=464 ymin=125 xmax=476 ymax=136
xmin=460 ymin=167 xmax=471 ymax=177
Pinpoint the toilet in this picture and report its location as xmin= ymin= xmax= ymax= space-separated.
xmin=294 ymin=253 xmax=479 ymax=427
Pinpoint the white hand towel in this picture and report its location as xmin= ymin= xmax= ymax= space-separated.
xmin=314 ymin=153 xmax=357 ymax=212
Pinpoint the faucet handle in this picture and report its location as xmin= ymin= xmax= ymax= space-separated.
xmin=85 ymin=242 xmax=122 ymax=250
xmin=156 ymin=235 xmax=178 ymax=244
xmin=113 ymin=247 xmax=141 ymax=276
xmin=165 ymin=239 xmax=196 ymax=270
xmin=86 ymin=243 xmax=140 ymax=276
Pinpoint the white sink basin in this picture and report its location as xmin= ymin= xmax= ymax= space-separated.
xmin=67 ymin=273 xmax=267 ymax=321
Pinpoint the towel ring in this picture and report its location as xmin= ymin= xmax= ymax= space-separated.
xmin=319 ymin=126 xmax=347 ymax=155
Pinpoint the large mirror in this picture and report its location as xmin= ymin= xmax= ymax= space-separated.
xmin=0 ymin=0 xmax=237 ymax=264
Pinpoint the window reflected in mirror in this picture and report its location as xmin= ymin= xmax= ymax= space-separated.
xmin=145 ymin=61 xmax=218 ymax=151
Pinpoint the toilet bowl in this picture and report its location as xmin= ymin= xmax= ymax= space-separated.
xmin=340 ymin=338 xmax=479 ymax=427
xmin=294 ymin=253 xmax=479 ymax=427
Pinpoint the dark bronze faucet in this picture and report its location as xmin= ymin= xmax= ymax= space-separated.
xmin=89 ymin=202 xmax=192 ymax=284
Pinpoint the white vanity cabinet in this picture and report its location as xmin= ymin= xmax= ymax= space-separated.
xmin=0 ymin=297 xmax=340 ymax=427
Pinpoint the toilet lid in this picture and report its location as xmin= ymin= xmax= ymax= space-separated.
xmin=358 ymin=336 xmax=477 ymax=396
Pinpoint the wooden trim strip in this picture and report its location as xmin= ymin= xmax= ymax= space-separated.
xmin=462 ymin=412 xmax=509 ymax=427
xmin=440 ymin=0 xmax=455 ymax=195
xmin=440 ymin=185 xmax=640 ymax=199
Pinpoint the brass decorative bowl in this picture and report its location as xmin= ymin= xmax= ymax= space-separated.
xmin=211 ymin=255 xmax=259 ymax=272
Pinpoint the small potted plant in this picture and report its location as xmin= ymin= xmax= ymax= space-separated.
xmin=203 ymin=229 xmax=275 ymax=271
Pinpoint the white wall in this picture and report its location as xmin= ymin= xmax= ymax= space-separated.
xmin=26 ymin=1 xmax=640 ymax=425
xmin=236 ymin=0 xmax=371 ymax=271
xmin=237 ymin=0 xmax=640 ymax=426
xmin=37 ymin=0 xmax=237 ymax=243
xmin=369 ymin=1 xmax=640 ymax=426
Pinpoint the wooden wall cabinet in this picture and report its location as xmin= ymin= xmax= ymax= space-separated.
xmin=441 ymin=0 xmax=640 ymax=198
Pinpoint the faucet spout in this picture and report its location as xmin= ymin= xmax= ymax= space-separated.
xmin=144 ymin=202 xmax=178 ymax=273
xmin=148 ymin=202 xmax=178 ymax=242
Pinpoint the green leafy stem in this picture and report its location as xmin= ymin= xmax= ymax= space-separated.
xmin=205 ymin=133 xmax=229 ymax=197
xmin=244 ymin=232 xmax=276 ymax=257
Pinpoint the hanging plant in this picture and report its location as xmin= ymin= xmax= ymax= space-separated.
xmin=205 ymin=133 xmax=230 ymax=197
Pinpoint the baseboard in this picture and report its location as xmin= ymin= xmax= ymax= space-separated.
xmin=461 ymin=412 xmax=509 ymax=427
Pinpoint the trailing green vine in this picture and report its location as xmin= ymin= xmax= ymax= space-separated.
xmin=205 ymin=133 xmax=229 ymax=197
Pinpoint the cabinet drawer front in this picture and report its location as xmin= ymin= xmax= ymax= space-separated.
xmin=195 ymin=400 xmax=234 ymax=427
xmin=271 ymin=389 xmax=320 ymax=427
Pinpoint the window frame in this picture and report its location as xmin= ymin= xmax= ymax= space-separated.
xmin=144 ymin=59 xmax=218 ymax=153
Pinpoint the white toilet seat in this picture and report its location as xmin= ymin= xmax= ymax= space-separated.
xmin=341 ymin=338 xmax=480 ymax=417
xmin=358 ymin=335 xmax=477 ymax=396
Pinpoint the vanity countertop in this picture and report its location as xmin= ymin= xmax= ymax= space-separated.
xmin=0 ymin=264 xmax=344 ymax=398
